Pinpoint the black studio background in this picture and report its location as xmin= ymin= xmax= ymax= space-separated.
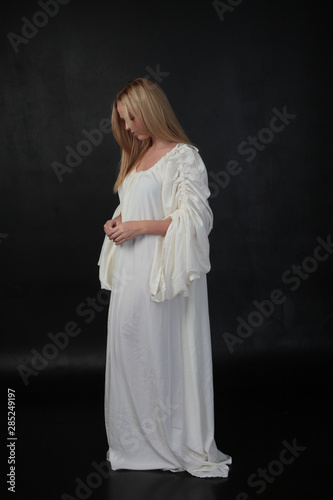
xmin=0 ymin=1 xmax=332 ymax=499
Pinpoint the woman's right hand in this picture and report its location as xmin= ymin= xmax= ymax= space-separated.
xmin=104 ymin=214 xmax=122 ymax=237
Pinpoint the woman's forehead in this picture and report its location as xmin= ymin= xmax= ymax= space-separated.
xmin=117 ymin=99 xmax=134 ymax=118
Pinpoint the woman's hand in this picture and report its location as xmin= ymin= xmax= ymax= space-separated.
xmin=104 ymin=214 xmax=122 ymax=237
xmin=106 ymin=220 xmax=144 ymax=245
xmin=104 ymin=217 xmax=172 ymax=245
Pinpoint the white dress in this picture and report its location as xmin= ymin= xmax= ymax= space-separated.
xmin=98 ymin=143 xmax=232 ymax=478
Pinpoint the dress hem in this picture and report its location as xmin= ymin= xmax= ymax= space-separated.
xmin=106 ymin=453 xmax=232 ymax=479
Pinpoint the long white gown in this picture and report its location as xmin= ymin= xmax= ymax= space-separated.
xmin=98 ymin=143 xmax=232 ymax=478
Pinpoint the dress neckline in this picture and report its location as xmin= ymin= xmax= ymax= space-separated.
xmin=135 ymin=143 xmax=182 ymax=173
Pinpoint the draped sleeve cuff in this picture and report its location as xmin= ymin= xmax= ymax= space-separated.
xmin=97 ymin=203 xmax=121 ymax=291
xmin=149 ymin=145 xmax=213 ymax=303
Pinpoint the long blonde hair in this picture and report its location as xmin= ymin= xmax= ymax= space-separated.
xmin=111 ymin=78 xmax=194 ymax=193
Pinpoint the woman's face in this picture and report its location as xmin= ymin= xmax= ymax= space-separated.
xmin=116 ymin=100 xmax=150 ymax=141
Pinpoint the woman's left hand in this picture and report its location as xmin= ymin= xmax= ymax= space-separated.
xmin=108 ymin=221 xmax=144 ymax=245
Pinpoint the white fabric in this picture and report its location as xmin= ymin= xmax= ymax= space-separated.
xmin=98 ymin=143 xmax=232 ymax=478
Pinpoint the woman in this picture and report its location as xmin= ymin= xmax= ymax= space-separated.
xmin=98 ymin=78 xmax=232 ymax=478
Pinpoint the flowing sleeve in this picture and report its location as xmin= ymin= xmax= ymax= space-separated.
xmin=97 ymin=203 xmax=121 ymax=291
xmin=149 ymin=145 xmax=213 ymax=302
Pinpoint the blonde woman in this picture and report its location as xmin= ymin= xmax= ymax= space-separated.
xmin=98 ymin=78 xmax=232 ymax=478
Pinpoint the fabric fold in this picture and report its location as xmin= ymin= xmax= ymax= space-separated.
xmin=149 ymin=145 xmax=213 ymax=302
xmin=98 ymin=203 xmax=122 ymax=291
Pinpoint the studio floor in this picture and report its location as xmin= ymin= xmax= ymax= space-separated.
xmin=8 ymin=352 xmax=332 ymax=500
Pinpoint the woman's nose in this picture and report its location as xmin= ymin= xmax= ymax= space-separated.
xmin=125 ymin=121 xmax=130 ymax=130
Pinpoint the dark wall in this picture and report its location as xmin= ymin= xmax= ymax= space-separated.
xmin=1 ymin=0 xmax=332 ymax=390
